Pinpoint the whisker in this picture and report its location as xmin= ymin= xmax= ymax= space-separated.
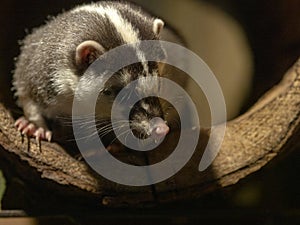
xmin=108 ymin=129 xmax=131 ymax=147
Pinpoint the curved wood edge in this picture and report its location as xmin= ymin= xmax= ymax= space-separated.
xmin=153 ymin=58 xmax=300 ymax=203
xmin=0 ymin=58 xmax=299 ymax=207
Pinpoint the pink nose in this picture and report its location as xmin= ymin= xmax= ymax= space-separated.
xmin=153 ymin=123 xmax=170 ymax=136
xmin=150 ymin=118 xmax=170 ymax=141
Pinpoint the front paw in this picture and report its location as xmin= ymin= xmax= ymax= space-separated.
xmin=15 ymin=117 xmax=52 ymax=142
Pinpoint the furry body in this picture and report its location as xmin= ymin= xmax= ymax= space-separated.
xmin=13 ymin=1 xmax=172 ymax=143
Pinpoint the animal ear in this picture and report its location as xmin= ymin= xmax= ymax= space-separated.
xmin=75 ymin=40 xmax=105 ymax=68
xmin=153 ymin=19 xmax=164 ymax=35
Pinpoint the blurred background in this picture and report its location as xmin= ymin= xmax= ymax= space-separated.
xmin=0 ymin=0 xmax=299 ymax=224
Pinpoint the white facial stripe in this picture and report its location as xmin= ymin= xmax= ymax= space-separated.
xmin=136 ymin=49 xmax=149 ymax=77
xmin=120 ymin=70 xmax=132 ymax=85
xmin=141 ymin=101 xmax=150 ymax=112
xmin=73 ymin=3 xmax=158 ymax=89
xmin=136 ymin=76 xmax=159 ymax=97
xmin=104 ymin=7 xmax=140 ymax=44
xmin=73 ymin=5 xmax=140 ymax=44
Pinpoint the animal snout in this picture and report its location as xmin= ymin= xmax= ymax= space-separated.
xmin=149 ymin=117 xmax=170 ymax=142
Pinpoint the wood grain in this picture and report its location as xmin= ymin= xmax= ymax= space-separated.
xmin=0 ymin=59 xmax=299 ymax=207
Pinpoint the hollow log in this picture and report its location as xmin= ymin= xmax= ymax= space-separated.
xmin=0 ymin=58 xmax=299 ymax=207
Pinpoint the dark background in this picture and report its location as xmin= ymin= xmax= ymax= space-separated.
xmin=0 ymin=0 xmax=299 ymax=224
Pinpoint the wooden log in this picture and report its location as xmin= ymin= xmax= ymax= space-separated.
xmin=0 ymin=58 xmax=299 ymax=207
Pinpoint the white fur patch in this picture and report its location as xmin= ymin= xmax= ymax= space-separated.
xmin=72 ymin=4 xmax=106 ymax=17
xmin=136 ymin=49 xmax=150 ymax=76
xmin=141 ymin=101 xmax=150 ymax=112
xmin=136 ymin=76 xmax=159 ymax=97
xmin=73 ymin=3 xmax=155 ymax=89
xmin=104 ymin=7 xmax=140 ymax=44
xmin=73 ymin=4 xmax=140 ymax=44
xmin=120 ymin=70 xmax=133 ymax=85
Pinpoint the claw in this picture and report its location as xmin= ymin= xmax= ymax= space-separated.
xmin=34 ymin=127 xmax=45 ymax=142
xmin=15 ymin=117 xmax=52 ymax=143
xmin=45 ymin=131 xmax=52 ymax=142
xmin=21 ymin=123 xmax=35 ymax=135
xmin=15 ymin=117 xmax=29 ymax=131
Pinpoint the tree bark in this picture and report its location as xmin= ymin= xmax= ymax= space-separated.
xmin=0 ymin=59 xmax=299 ymax=207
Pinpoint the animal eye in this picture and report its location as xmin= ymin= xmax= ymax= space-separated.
xmin=103 ymin=89 xmax=112 ymax=96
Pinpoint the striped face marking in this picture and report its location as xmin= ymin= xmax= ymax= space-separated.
xmin=73 ymin=4 xmax=140 ymax=44
xmin=72 ymin=3 xmax=164 ymax=94
xmin=73 ymin=5 xmax=146 ymax=70
xmin=71 ymin=2 xmax=169 ymax=141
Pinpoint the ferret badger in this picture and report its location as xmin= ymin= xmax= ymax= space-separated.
xmin=13 ymin=1 xmax=182 ymax=148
